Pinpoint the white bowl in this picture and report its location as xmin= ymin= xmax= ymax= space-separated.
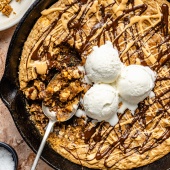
xmin=0 ymin=0 xmax=35 ymax=31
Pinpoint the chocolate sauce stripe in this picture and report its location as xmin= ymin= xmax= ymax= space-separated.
xmin=60 ymin=104 xmax=169 ymax=167
xmin=82 ymin=99 xmax=169 ymax=164
xmin=27 ymin=0 xmax=169 ymax=73
xmin=161 ymin=4 xmax=169 ymax=36
xmin=157 ymin=48 xmax=170 ymax=63
xmin=156 ymin=88 xmax=170 ymax=98
xmin=123 ymin=18 xmax=131 ymax=64
xmin=112 ymin=4 xmax=147 ymax=47
xmin=105 ymin=150 xmax=135 ymax=168
xmin=146 ymin=113 xmax=164 ymax=129
xmin=76 ymin=1 xmax=94 ymax=27
xmin=61 ymin=145 xmax=85 ymax=162
xmin=29 ymin=1 xmax=169 ymax=76
xmin=123 ymin=22 xmax=162 ymax=66
xmin=157 ymin=54 xmax=170 ymax=69
xmin=30 ymin=1 xmax=76 ymax=60
xmin=89 ymin=125 xmax=115 ymax=153
xmin=156 ymin=76 xmax=170 ymax=81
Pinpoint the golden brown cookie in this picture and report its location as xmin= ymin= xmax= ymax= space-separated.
xmin=19 ymin=0 xmax=170 ymax=169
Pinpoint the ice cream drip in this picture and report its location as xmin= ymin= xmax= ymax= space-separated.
xmin=80 ymin=41 xmax=156 ymax=126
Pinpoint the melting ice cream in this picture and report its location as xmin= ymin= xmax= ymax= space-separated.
xmin=85 ymin=41 xmax=122 ymax=83
xmin=81 ymin=41 xmax=156 ymax=126
xmin=83 ymin=84 xmax=119 ymax=126
xmin=117 ymin=65 xmax=156 ymax=114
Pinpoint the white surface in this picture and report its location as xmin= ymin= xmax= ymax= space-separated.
xmin=0 ymin=147 xmax=15 ymax=170
xmin=85 ymin=41 xmax=122 ymax=83
xmin=83 ymin=84 xmax=119 ymax=124
xmin=0 ymin=0 xmax=35 ymax=31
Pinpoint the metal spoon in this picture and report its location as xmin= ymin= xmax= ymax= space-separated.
xmin=31 ymin=95 xmax=79 ymax=170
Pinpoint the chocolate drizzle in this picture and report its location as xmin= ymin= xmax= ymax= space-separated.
xmin=83 ymin=123 xmax=100 ymax=144
xmin=161 ymin=4 xmax=169 ymax=36
xmin=28 ymin=1 xmax=170 ymax=70
xmin=27 ymin=0 xmax=170 ymax=168
xmin=76 ymin=96 xmax=169 ymax=168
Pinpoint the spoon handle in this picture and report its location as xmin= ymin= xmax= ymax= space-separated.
xmin=31 ymin=120 xmax=56 ymax=170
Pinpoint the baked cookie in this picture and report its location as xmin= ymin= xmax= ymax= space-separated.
xmin=19 ymin=0 xmax=170 ymax=169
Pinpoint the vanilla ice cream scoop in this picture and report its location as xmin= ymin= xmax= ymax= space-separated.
xmin=83 ymin=84 xmax=119 ymax=126
xmin=85 ymin=41 xmax=122 ymax=83
xmin=117 ymin=65 xmax=156 ymax=113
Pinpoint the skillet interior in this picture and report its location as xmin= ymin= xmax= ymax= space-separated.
xmin=0 ymin=0 xmax=170 ymax=169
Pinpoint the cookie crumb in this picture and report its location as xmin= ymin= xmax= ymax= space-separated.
xmin=0 ymin=0 xmax=11 ymax=10
xmin=1 ymin=4 xmax=13 ymax=17
xmin=0 ymin=0 xmax=22 ymax=17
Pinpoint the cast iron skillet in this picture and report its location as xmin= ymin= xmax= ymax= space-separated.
xmin=0 ymin=0 xmax=170 ymax=169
